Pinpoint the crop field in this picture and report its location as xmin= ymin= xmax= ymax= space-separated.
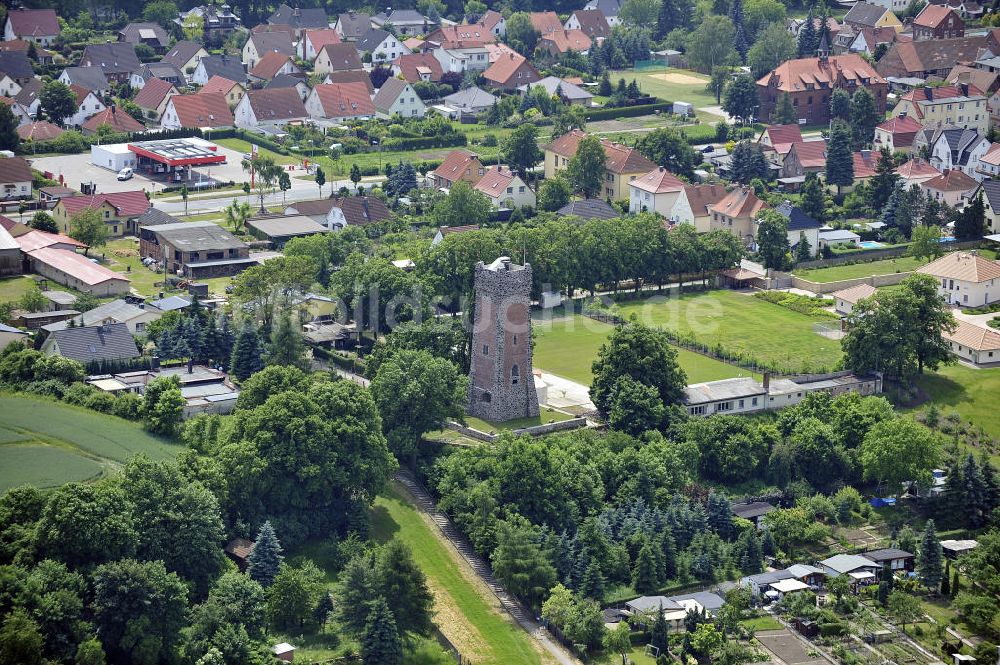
xmin=0 ymin=394 xmax=180 ymax=491
xmin=532 ymin=314 xmax=756 ymax=386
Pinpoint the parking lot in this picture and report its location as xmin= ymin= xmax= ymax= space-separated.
xmin=30 ymin=144 xmax=254 ymax=196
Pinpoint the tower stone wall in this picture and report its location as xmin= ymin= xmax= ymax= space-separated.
xmin=467 ymin=257 xmax=540 ymax=422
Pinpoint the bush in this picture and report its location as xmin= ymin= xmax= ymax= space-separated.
xmin=380 ymin=133 xmax=467 ymax=151
xmin=583 ymin=102 xmax=674 ymax=122
xmin=753 ymin=291 xmax=839 ymax=318
xmin=111 ymin=392 xmax=143 ymax=420
xmin=819 ymin=622 xmax=847 ymax=637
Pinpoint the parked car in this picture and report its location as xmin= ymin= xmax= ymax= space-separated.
xmin=117 ymin=167 xmax=133 ymax=181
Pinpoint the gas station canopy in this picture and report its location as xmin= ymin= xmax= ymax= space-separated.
xmin=127 ymin=138 xmax=227 ymax=168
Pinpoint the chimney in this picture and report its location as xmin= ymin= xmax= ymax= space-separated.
xmin=924 ymin=85 xmax=933 ymax=100
xmin=763 ymin=372 xmax=771 ymax=392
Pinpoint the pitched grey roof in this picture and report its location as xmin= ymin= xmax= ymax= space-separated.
xmin=981 ymin=179 xmax=1000 ymax=210
xmin=14 ymin=78 xmax=41 ymax=107
xmin=373 ymin=77 xmax=409 ymax=109
xmin=265 ymin=73 xmax=307 ymax=89
xmin=443 ymin=86 xmax=498 ymax=109
xmin=162 ymin=40 xmax=205 ymax=68
xmin=519 ymin=76 xmax=592 ymax=101
xmin=61 ymin=66 xmax=109 ymax=92
xmin=863 ymin=548 xmax=914 ymax=562
xmin=731 ymin=501 xmax=775 ymax=519
xmin=356 ymin=27 xmax=391 ymax=53
xmin=776 ymin=201 xmax=822 ymax=230
xmin=0 ymin=51 xmax=33 ymax=80
xmin=269 ymin=3 xmax=329 ymax=29
xmin=119 ymin=22 xmax=170 ymax=47
xmin=374 ymin=9 xmax=430 ymax=24
xmin=337 ymin=12 xmax=372 ymax=38
xmin=845 ymin=1 xmax=888 ymax=27
xmin=557 ymin=199 xmax=618 ymax=219
xmin=46 ymin=323 xmax=140 ymax=364
xmin=626 ymin=596 xmax=684 ymax=613
xmin=198 ymin=55 xmax=246 ymax=83
xmin=140 ymin=62 xmax=185 ymax=82
xmin=80 ymin=43 xmax=141 ymax=76
xmin=0 ymin=323 xmax=27 ymax=335
xmin=149 ymin=295 xmax=191 ymax=311
xmin=249 ymin=31 xmax=295 ymax=57
xmin=820 ymin=553 xmax=879 ymax=574
xmin=43 ymin=299 xmax=148 ymax=331
xmin=668 ymin=591 xmax=726 ymax=612
xmin=134 ymin=207 xmax=179 ymax=227
xmin=584 ymin=0 xmax=624 ymax=17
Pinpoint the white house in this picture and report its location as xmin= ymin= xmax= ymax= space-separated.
xmin=916 ymin=251 xmax=1000 ymax=307
xmin=831 ymin=283 xmax=877 ymax=315
xmin=0 ymin=156 xmax=33 ymax=201
xmin=943 ymin=319 xmax=1000 ymax=366
xmin=372 ymin=78 xmax=425 ymax=118
xmin=929 ymin=127 xmax=991 ymax=179
xmin=304 ymin=82 xmax=375 ymax=122
xmin=41 ymin=298 xmax=162 ymax=335
xmin=234 ymin=88 xmax=309 ymax=129
xmin=472 ymin=166 xmax=535 ymax=209
xmin=628 ymin=166 xmax=688 ymax=220
xmin=66 ymin=89 xmax=106 ymax=128
xmin=773 ymin=201 xmax=821 ymax=258
xmin=3 ymin=9 xmax=60 ymax=46
xmin=0 ymin=75 xmax=21 ymax=99
xmin=356 ymin=27 xmax=410 ymax=64
xmin=433 ymin=45 xmax=491 ymax=73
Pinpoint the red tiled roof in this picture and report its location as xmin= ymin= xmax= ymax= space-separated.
xmin=631 ymin=166 xmax=686 ymax=194
xmin=544 ymin=129 xmax=656 ymax=174
xmin=765 ymin=124 xmax=804 ymax=147
xmin=914 ymin=3 xmax=959 ymax=28
xmin=710 ymin=186 xmax=767 ymax=218
xmin=58 ymin=191 xmax=150 ymax=218
xmin=324 ymin=69 xmax=375 ymax=93
xmin=318 ymin=43 xmax=364 ymax=71
xmin=530 ymin=11 xmax=563 ymax=34
xmin=944 ymin=319 xmax=1000 ymax=351
xmin=305 ymin=28 xmax=342 ymax=53
xmin=473 ymin=165 xmax=516 ymax=198
xmin=168 ymin=92 xmax=235 ymax=128
xmin=245 ymin=87 xmax=308 ymax=121
xmin=133 ymin=77 xmax=177 ymax=110
xmin=485 ymin=43 xmax=517 ymax=62
xmin=6 ymin=9 xmax=59 ymax=38
xmin=200 ymin=75 xmax=241 ymax=95
xmin=896 ymin=159 xmax=940 ymax=179
xmin=425 ymin=24 xmax=496 ymax=47
xmin=899 ymin=83 xmax=984 ymax=120
xmin=876 ymin=114 xmax=922 ymax=148
xmin=923 ymin=168 xmax=977 ymax=191
xmin=787 ymin=140 xmax=827 ymax=168
xmin=27 ymin=246 xmax=128 ymax=286
xmin=82 ymin=107 xmax=145 ymax=133
xmin=853 ymin=151 xmax=878 ymax=178
xmin=569 ymin=9 xmax=611 ymax=39
xmin=394 ymin=53 xmax=444 ymax=82
xmin=758 ymin=54 xmax=886 ymax=93
xmin=540 ymin=29 xmax=592 ymax=54
xmin=684 ymin=183 xmax=728 ymax=216
xmin=251 ymin=51 xmax=296 ymax=79
xmin=480 ymin=10 xmax=504 ymax=31
xmin=70 ymin=84 xmax=95 ymax=106
xmin=16 ymin=121 xmax=63 ymax=141
xmin=311 ymin=82 xmax=375 ymax=118
xmin=15 ymin=229 xmax=88 ymax=251
xmin=919 ymin=251 xmax=1000 ymax=281
xmin=483 ymin=52 xmax=540 ymax=86
xmin=979 ymin=142 xmax=1000 ymax=166
xmin=432 ymin=149 xmax=483 ymax=181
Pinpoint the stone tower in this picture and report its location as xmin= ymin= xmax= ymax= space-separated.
xmin=467 ymin=256 xmax=540 ymax=423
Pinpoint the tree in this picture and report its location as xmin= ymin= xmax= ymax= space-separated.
xmin=621 ymin=0 xmax=662 ymax=25
xmin=861 ymin=417 xmax=939 ymax=494
xmin=375 ymin=539 xmax=434 ymax=636
xmin=0 ymin=609 xmax=43 ymax=665
xmin=917 ymin=519 xmax=944 ymax=590
xmin=266 ymin=312 xmax=307 ymax=370
xmin=506 ymin=12 xmax=539 ymax=56
xmin=384 ymin=161 xmax=418 ymax=199
xmin=182 ymin=12 xmax=204 ymax=41
xmin=798 ymin=10 xmax=818 ymax=57
xmin=795 ymin=232 xmax=812 ymax=263
xmin=707 ymin=66 xmax=729 ymax=105
xmin=604 ymin=621 xmax=632 ymax=665
xmin=278 ymin=170 xmax=291 ymax=205
xmin=267 ymin=560 xmax=326 ymax=630
xmin=955 ymin=191 xmax=986 ymax=240
xmin=748 ymin=23 xmax=796 ymax=79
xmin=222 ymin=198 xmax=251 ymax=234
xmin=830 ymin=88 xmax=851 ymax=122
xmin=632 ymin=538 xmax=661 ymax=592
xmin=826 ymin=120 xmax=855 ymax=195
xmin=229 ymin=319 xmax=266 ymax=381
xmin=143 ymin=0 xmax=178 ymax=29
xmin=371 ymin=349 xmax=467 ymax=464
xmin=243 ymin=155 xmax=283 ymax=213
xmin=433 ymin=180 xmax=492 ymax=228
xmin=68 ymin=209 xmax=109 ymax=256
xmin=74 ymin=639 xmax=107 ymax=665
xmin=314 ymin=165 xmax=326 ymax=197
xmin=491 ymin=516 xmax=556 ymax=607
xmin=608 ymin=375 xmax=666 ymax=436
xmin=755 ymin=209 xmax=790 ymax=269
xmin=850 ymin=88 xmax=880 ymax=149
xmin=502 ymin=123 xmax=544 ymax=179
xmin=361 ymin=598 xmax=403 ymax=665
xmin=590 ymin=321 xmax=688 ymax=419
xmin=686 ymin=15 xmax=738 ymax=74
xmin=29 ymin=211 xmax=57 ymax=233
xmin=888 ymin=590 xmax=922 ymax=630
xmin=567 ymin=135 xmax=606 ymax=199
xmin=636 ymin=126 xmax=699 ymax=178
xmin=800 ymin=173 xmax=826 ymax=223
xmin=729 ymin=141 xmax=768 ymax=184
xmin=723 ymin=75 xmax=760 ymax=125
xmin=870 ymin=148 xmax=899 ymax=211
xmin=911 ymin=224 xmax=941 ymax=261
xmin=39 ymin=81 xmax=76 ymax=126
xmin=903 ymin=273 xmax=956 ymax=374
xmin=772 ymin=92 xmax=797 ymax=124
xmin=349 ymin=163 xmax=362 ymax=190
xmin=537 ymin=176 xmax=572 ymax=212
xmin=247 ymin=520 xmax=283 ymax=588
xmin=187 ymin=572 xmax=267 ymax=656
xmin=142 ymin=375 xmax=184 ymax=435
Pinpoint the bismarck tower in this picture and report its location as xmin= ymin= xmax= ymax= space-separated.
xmin=467 ymin=256 xmax=540 ymax=423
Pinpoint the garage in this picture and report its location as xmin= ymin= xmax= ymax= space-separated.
xmin=90 ymin=143 xmax=137 ymax=173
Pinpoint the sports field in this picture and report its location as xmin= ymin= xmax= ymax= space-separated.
xmin=532 ymin=315 xmax=757 ymax=386
xmin=794 ymin=256 xmax=927 ymax=283
xmin=0 ymin=394 xmax=180 ymax=491
xmin=610 ymin=68 xmax=719 ymax=109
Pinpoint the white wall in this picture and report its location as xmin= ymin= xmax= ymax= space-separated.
xmin=934 ymin=276 xmax=1000 ymax=306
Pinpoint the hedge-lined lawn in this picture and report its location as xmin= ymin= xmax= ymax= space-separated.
xmin=614 ymin=290 xmax=843 ymax=374
xmin=611 ymin=68 xmax=719 ymax=109
xmin=532 ymin=315 xmax=756 ymax=386
xmin=794 ymin=256 xmax=927 ymax=283
xmin=917 ymin=365 xmax=1000 ymax=461
xmin=215 ymin=138 xmax=298 ymax=165
xmin=0 ymin=276 xmax=37 ymax=303
xmin=0 ymin=394 xmax=179 ymax=491
xmin=371 ymin=485 xmax=547 ymax=665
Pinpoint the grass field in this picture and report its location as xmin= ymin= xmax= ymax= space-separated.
xmin=371 ymin=485 xmax=547 ymax=665
xmin=794 ymin=256 xmax=927 ymax=283
xmin=917 ymin=365 xmax=1000 ymax=461
xmin=532 ymin=315 xmax=758 ymax=386
xmin=0 ymin=275 xmax=38 ymax=303
xmin=462 ymin=410 xmax=573 ymax=432
xmin=0 ymin=394 xmax=180 ymax=491
xmin=611 ymin=68 xmax=719 ymax=109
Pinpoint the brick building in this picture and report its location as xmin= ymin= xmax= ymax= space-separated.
xmin=139 ymin=220 xmax=253 ymax=278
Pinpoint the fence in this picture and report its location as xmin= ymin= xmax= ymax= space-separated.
xmin=433 ymin=628 xmax=474 ymax=665
xmin=793 ymin=239 xmax=983 ymax=270
xmin=790 ymin=271 xmax=914 ymax=295
xmin=634 ymin=60 xmax=670 ymax=71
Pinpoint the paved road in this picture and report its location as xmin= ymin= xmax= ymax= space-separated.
xmin=394 ymin=471 xmax=580 ymax=665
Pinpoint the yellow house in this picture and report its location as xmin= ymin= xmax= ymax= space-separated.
xmin=53 ymin=191 xmax=151 ymax=238
xmin=543 ymin=129 xmax=657 ymax=201
xmin=893 ymin=83 xmax=988 ymax=132
xmin=844 ymin=2 xmax=904 ymax=33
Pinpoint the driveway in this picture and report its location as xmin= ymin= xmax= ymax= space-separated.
xmin=538 ymin=370 xmax=595 ymax=412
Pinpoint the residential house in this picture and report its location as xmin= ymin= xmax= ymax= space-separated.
xmin=564 ymin=9 xmax=611 ymax=41
xmin=556 ymin=199 xmax=619 ymax=219
xmin=160 ymin=92 xmax=235 ymax=130
xmin=544 ymin=129 xmax=657 ymax=200
xmin=65 ymin=85 xmax=106 ymax=128
xmin=913 ymin=4 xmax=965 ymax=40
xmin=0 ymin=73 xmax=20 ymax=99
xmin=863 ymin=548 xmax=915 ymax=572
xmin=947 ymin=65 xmax=1000 ymax=95
xmin=139 ymin=220 xmax=253 ymax=278
xmin=322 ymin=69 xmax=374 ymax=93
xmin=782 ymin=141 xmax=828 ymax=178
xmin=684 ymin=373 xmax=883 ymax=418
xmin=176 ymin=5 xmax=242 ymax=44
xmin=371 ymin=9 xmax=435 ymax=36
xmin=774 ymin=201 xmax=822 ymax=257
xmin=472 ymin=166 xmax=535 ymax=209
xmin=867 ymin=0 xmax=912 ymax=12
xmin=265 ymin=74 xmax=311 ymax=102
xmin=12 ymin=77 xmax=40 ymax=118
xmin=191 ymin=55 xmax=246 ymax=86
xmin=818 ymin=554 xmax=880 ymax=583
xmin=53 ymin=191 xmax=150 ymax=237
xmin=873 ymin=115 xmax=923 ymax=153
xmin=0 ymin=50 xmax=33 ymax=86
xmin=896 ymin=158 xmax=941 ymax=187
xmin=357 ymin=28 xmax=410 ymax=64
xmin=628 ymin=166 xmax=688 ymax=219
xmin=976 ymin=143 xmax=1000 ymax=180
xmin=878 ymin=35 xmax=986 ymax=79
xmin=130 ymin=62 xmax=185 ymax=89
xmin=199 ymin=76 xmax=245 ymax=109
xmin=926 ymin=126 xmax=991 ymax=178
xmin=335 ymin=12 xmax=372 ymax=41
xmin=17 ymin=120 xmax=63 ymax=142
xmin=25 ymin=247 xmax=130 ymax=296
xmin=538 ymin=30 xmax=593 ymax=58
xmin=474 ymin=10 xmax=506 ymax=38
xmin=709 ymin=186 xmax=768 ymax=243
xmin=443 ymin=86 xmax=498 ymax=113
xmin=0 ymin=97 xmax=29 ymax=126
xmin=757 ymin=54 xmax=888 ymax=125
xmin=313 ymin=43 xmax=365 ymax=75
xmin=422 ymin=24 xmax=495 ymax=49
xmin=760 ymin=123 xmax=804 ymax=157
xmin=917 ymin=251 xmax=1000 ymax=306
xmin=943 ymin=319 xmax=1000 ymax=365
xmin=242 ymin=31 xmax=295 ymax=69
xmin=284 ymin=196 xmax=393 ymax=230
xmin=79 ymin=43 xmax=141 ymax=83
xmin=940 ymin=0 xmax=984 ymax=19
xmin=731 ymin=500 xmax=775 ymax=527
xmin=162 ymin=41 xmax=209 ymax=77
xmin=518 ymin=76 xmax=593 ymax=106
xmin=248 ymin=52 xmax=301 ymax=84
xmin=529 ymin=11 xmax=563 ymax=35
xmin=305 ymin=82 xmax=375 ymax=122
xmin=683 ymin=183 xmax=729 ymax=231
xmin=832 ymin=283 xmax=877 ymax=315
xmin=844 ymin=27 xmax=901 ymax=57
xmin=584 ymin=0 xmax=624 ymax=25
xmin=41 ymin=299 xmax=161 ymax=334
xmin=393 ymin=52 xmax=444 ymax=83
xmin=0 ymin=157 xmax=32 ymax=201
xmin=430 ymin=150 xmax=486 ymax=188
xmin=372 ymin=78 xmax=425 ymax=118
xmin=234 ymin=87 xmax=308 ymax=129
xmin=118 ymin=22 xmax=170 ymax=52
xmin=482 ymin=52 xmax=542 ymax=91
xmin=0 ymin=323 xmax=28 ymax=351
xmin=853 ymin=150 xmax=880 ymax=184
xmin=844 ymin=2 xmax=903 ymax=32
xmin=894 ymin=84 xmax=987 ymax=132
xmin=0 ymin=38 xmax=54 ymax=65
xmin=432 ymin=43 xmax=491 ymax=73
xmin=979 ymin=178 xmax=1000 ymax=232
xmin=245 ymin=214 xmax=329 ymax=248
xmin=3 ymin=9 xmax=59 ymax=46
xmin=268 ymin=3 xmax=329 ymax=38
xmin=300 ymin=29 xmax=342 ymax=61
xmin=58 ymin=66 xmax=110 ymax=97
xmin=40 ymin=323 xmax=139 ymax=365
xmin=81 ymin=107 xmax=145 ymax=135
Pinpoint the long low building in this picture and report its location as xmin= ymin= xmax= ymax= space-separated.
xmin=943 ymin=318 xmax=1000 ymax=366
xmin=246 ymin=214 xmax=328 ymax=247
xmin=25 ymin=246 xmax=130 ymax=296
xmin=683 ymin=372 xmax=882 ymax=418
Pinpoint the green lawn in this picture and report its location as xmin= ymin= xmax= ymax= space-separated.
xmin=611 ymin=68 xmax=720 ymax=109
xmin=215 ymin=138 xmax=298 ymax=166
xmin=916 ymin=364 xmax=1000 ymax=460
xmin=0 ymin=276 xmax=37 ymax=304
xmin=0 ymin=394 xmax=180 ymax=491
xmin=532 ymin=315 xmax=757 ymax=386
xmin=794 ymin=255 xmax=927 ymax=283
xmin=371 ymin=485 xmax=544 ymax=665
xmin=614 ymin=289 xmax=843 ymax=374
xmin=740 ymin=616 xmax=784 ymax=632
xmin=102 ymin=238 xmax=234 ymax=298
xmin=462 ymin=409 xmax=573 ymax=432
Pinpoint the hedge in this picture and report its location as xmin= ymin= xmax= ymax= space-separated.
xmin=381 ymin=133 xmax=467 ymax=151
xmin=584 ymin=102 xmax=675 ymax=121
